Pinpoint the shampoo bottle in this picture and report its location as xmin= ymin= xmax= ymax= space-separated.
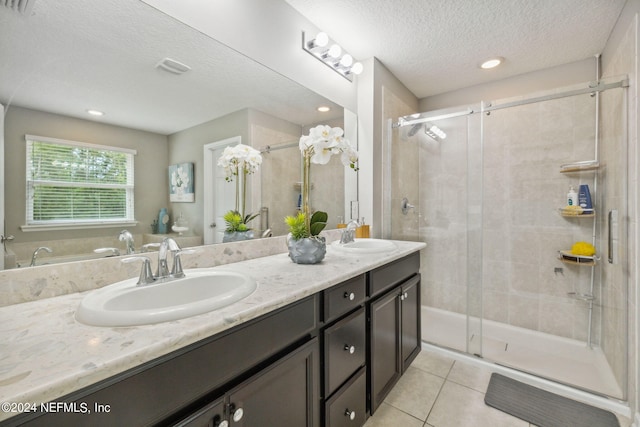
xmin=578 ymin=184 xmax=593 ymax=211
xmin=567 ymin=186 xmax=578 ymax=206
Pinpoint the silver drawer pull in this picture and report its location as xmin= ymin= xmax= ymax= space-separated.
xmin=344 ymin=291 xmax=355 ymax=301
xmin=344 ymin=344 xmax=355 ymax=354
xmin=345 ymin=409 xmax=356 ymax=420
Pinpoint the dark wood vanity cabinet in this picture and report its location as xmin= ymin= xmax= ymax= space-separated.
xmin=368 ymin=253 xmax=421 ymax=414
xmin=4 ymin=251 xmax=422 ymax=427
xmin=11 ymin=296 xmax=319 ymax=427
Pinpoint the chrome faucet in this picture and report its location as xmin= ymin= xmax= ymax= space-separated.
xmin=339 ymin=220 xmax=359 ymax=244
xmin=157 ymin=237 xmax=180 ymax=279
xmin=123 ymin=237 xmax=195 ymax=286
xmin=118 ymin=230 xmax=135 ymax=254
xmin=30 ymin=246 xmax=52 ymax=266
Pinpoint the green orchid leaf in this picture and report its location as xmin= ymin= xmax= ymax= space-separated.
xmin=309 ymin=211 xmax=328 ymax=236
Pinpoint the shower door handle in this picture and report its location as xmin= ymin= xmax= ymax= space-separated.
xmin=608 ymin=210 xmax=618 ymax=264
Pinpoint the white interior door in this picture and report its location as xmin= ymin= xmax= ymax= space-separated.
xmin=204 ymin=136 xmax=241 ymax=244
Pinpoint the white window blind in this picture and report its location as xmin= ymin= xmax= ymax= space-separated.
xmin=25 ymin=135 xmax=136 ymax=227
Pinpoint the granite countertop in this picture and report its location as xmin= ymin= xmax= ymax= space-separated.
xmin=0 ymin=240 xmax=425 ymax=422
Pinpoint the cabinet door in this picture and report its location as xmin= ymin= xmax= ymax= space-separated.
xmin=369 ymin=289 xmax=401 ymax=414
xmin=174 ymin=397 xmax=226 ymax=427
xmin=401 ymin=274 xmax=421 ymax=372
xmin=226 ymin=339 xmax=319 ymax=427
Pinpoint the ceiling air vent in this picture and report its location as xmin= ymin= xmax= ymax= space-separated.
xmin=3 ymin=0 xmax=36 ymax=14
xmin=155 ymin=58 xmax=191 ymax=75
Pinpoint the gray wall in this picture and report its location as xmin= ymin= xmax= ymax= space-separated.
xmin=4 ymin=106 xmax=169 ymax=243
xmin=167 ymin=109 xmax=250 ymax=238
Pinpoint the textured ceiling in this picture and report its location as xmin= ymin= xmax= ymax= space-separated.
xmin=0 ymin=0 xmax=341 ymax=135
xmin=284 ymin=0 xmax=626 ymax=98
xmin=0 ymin=0 xmax=627 ymax=134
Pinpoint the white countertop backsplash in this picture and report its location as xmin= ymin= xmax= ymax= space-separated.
xmin=0 ymin=233 xmax=425 ymax=422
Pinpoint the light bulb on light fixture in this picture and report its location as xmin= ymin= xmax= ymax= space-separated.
xmin=339 ymin=54 xmax=353 ymax=68
xmin=317 ymin=106 xmax=331 ymax=112
xmin=480 ymin=57 xmax=504 ymax=69
xmin=327 ymin=44 xmax=342 ymax=58
xmin=307 ymin=32 xmax=329 ymax=49
xmin=87 ymin=109 xmax=104 ymax=116
xmin=350 ymin=62 xmax=363 ymax=75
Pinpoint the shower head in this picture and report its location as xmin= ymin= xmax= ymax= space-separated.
xmin=407 ymin=123 xmax=423 ymax=137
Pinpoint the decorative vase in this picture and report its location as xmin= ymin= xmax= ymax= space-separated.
xmin=287 ymin=235 xmax=326 ymax=264
xmin=223 ymin=230 xmax=255 ymax=243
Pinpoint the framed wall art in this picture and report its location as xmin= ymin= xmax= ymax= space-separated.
xmin=169 ymin=162 xmax=195 ymax=202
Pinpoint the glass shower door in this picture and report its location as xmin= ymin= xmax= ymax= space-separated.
xmin=388 ymin=106 xmax=483 ymax=356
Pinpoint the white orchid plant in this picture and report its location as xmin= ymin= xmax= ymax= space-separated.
xmin=298 ymin=125 xmax=359 ymax=171
xmin=217 ymin=143 xmax=263 ymax=232
xmin=288 ymin=125 xmax=358 ymax=239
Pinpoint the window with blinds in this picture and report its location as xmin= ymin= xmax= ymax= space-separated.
xmin=25 ymin=135 xmax=136 ymax=226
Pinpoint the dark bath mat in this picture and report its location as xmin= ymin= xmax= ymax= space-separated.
xmin=484 ymin=373 xmax=619 ymax=427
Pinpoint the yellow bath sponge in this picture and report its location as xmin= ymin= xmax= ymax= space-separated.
xmin=571 ymin=241 xmax=596 ymax=256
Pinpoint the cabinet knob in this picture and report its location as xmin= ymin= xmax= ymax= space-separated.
xmin=344 ymin=344 xmax=356 ymax=354
xmin=344 ymin=291 xmax=355 ymax=301
xmin=215 ymin=420 xmax=229 ymax=427
xmin=345 ymin=409 xmax=356 ymax=421
xmin=231 ymin=406 xmax=243 ymax=422
xmin=404 ymin=292 xmax=408 ymax=299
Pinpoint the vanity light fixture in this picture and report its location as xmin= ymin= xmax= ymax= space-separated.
xmin=480 ymin=57 xmax=504 ymax=69
xmin=302 ymin=31 xmax=363 ymax=82
xmin=87 ymin=109 xmax=104 ymax=116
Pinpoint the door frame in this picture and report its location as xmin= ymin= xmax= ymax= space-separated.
xmin=0 ymin=104 xmax=5 ymax=269
xmin=203 ymin=136 xmax=241 ymax=245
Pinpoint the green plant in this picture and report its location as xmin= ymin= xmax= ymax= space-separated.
xmin=224 ymin=210 xmax=258 ymax=232
xmin=285 ymin=211 xmax=327 ymax=239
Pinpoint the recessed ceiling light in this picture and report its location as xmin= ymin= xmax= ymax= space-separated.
xmin=87 ymin=109 xmax=104 ymax=116
xmin=317 ymin=106 xmax=331 ymax=112
xmin=480 ymin=57 xmax=504 ymax=69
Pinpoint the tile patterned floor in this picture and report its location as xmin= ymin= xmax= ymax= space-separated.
xmin=363 ymin=349 xmax=631 ymax=427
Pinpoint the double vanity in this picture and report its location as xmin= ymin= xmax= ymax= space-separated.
xmin=0 ymin=235 xmax=425 ymax=426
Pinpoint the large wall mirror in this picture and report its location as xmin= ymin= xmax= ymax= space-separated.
xmin=0 ymin=0 xmax=357 ymax=269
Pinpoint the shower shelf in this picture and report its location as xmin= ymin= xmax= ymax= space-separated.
xmin=559 ymin=160 xmax=599 ymax=173
xmin=558 ymin=250 xmax=598 ymax=266
xmin=567 ymin=292 xmax=595 ymax=302
xmin=558 ymin=207 xmax=595 ymax=218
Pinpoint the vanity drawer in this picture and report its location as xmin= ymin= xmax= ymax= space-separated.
xmin=368 ymin=252 xmax=420 ymax=298
xmin=323 ymin=274 xmax=366 ymax=323
xmin=325 ymin=367 xmax=366 ymax=427
xmin=324 ymin=308 xmax=366 ymax=396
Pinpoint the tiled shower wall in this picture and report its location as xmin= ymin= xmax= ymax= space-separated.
xmin=480 ymin=93 xmax=599 ymax=342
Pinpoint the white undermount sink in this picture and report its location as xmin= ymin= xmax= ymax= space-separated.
xmin=75 ymin=269 xmax=257 ymax=327
xmin=331 ymin=239 xmax=398 ymax=254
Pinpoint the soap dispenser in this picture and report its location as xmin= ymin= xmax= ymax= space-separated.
xmin=567 ymin=186 xmax=578 ymax=206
